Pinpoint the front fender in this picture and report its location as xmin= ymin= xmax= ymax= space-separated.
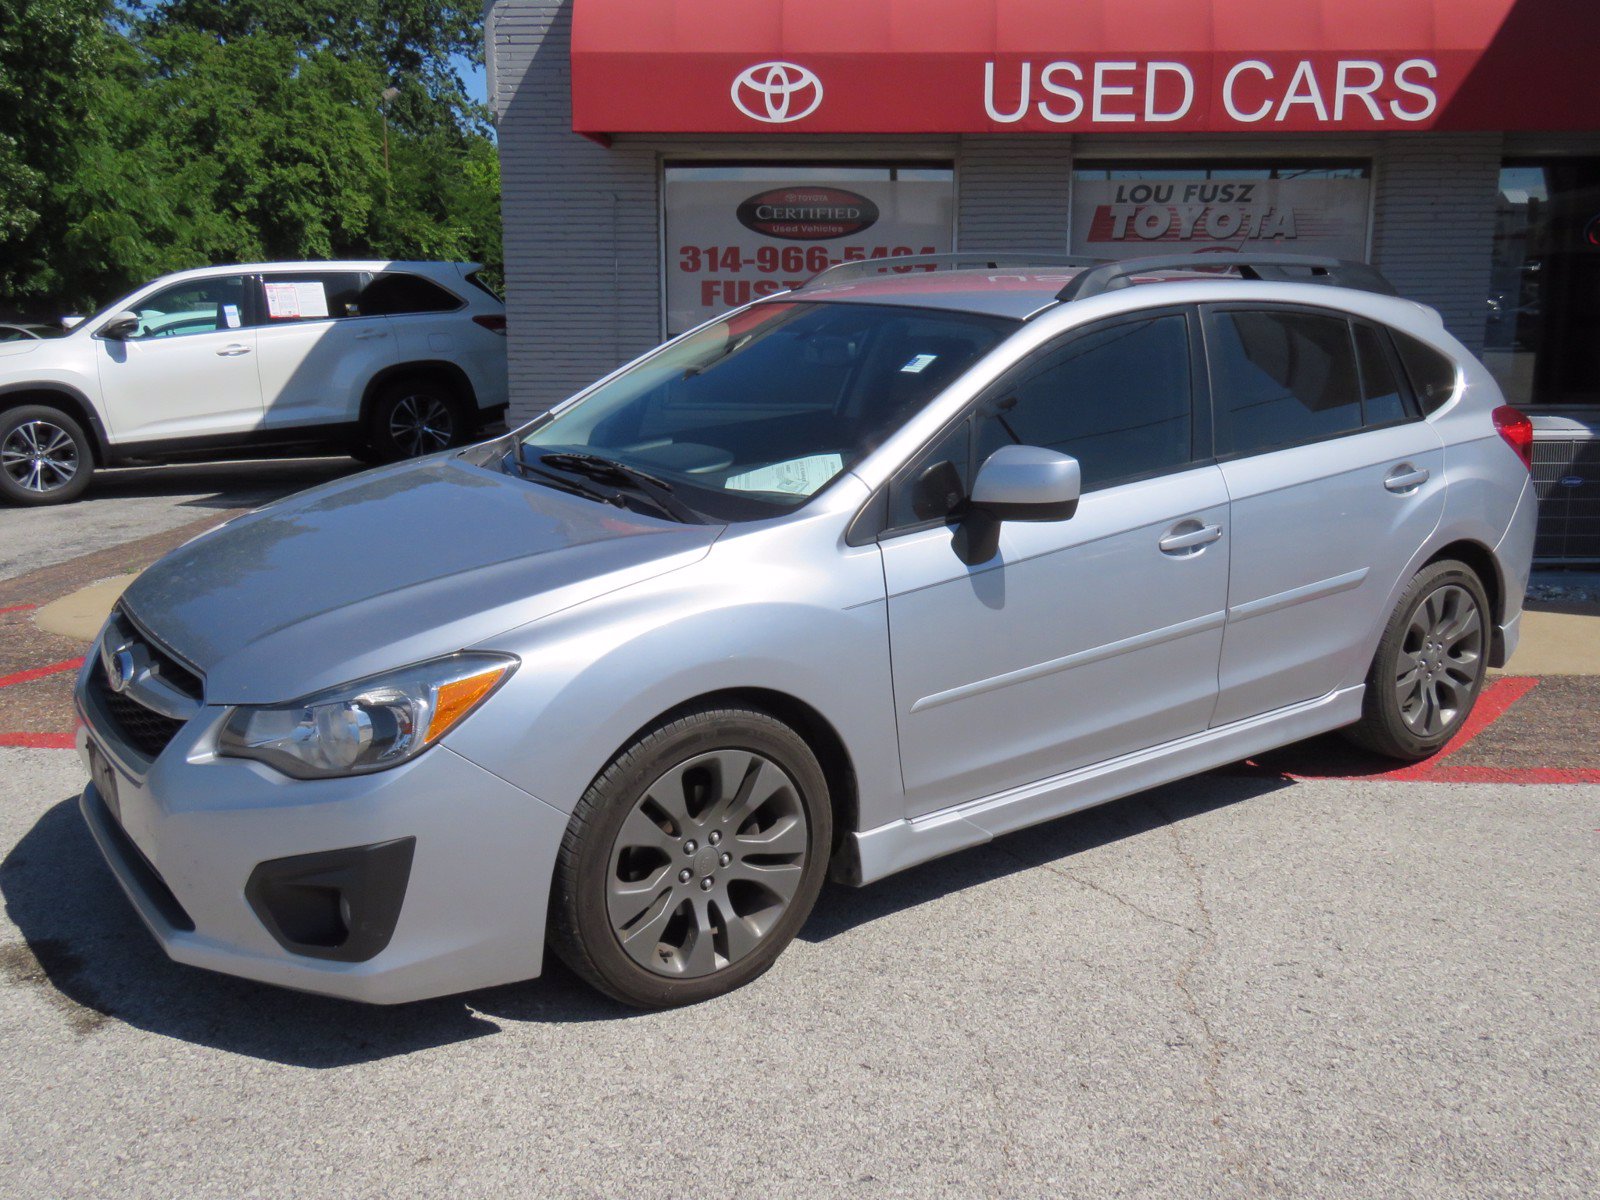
xmin=443 ymin=525 xmax=902 ymax=835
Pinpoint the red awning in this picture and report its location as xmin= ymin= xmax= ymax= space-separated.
xmin=571 ymin=0 xmax=1600 ymax=137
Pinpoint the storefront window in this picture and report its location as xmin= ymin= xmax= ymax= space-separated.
xmin=663 ymin=163 xmax=955 ymax=335
xmin=1484 ymin=159 xmax=1600 ymax=410
xmin=1069 ymin=160 xmax=1371 ymax=263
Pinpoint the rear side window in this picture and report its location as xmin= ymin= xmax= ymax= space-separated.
xmin=1208 ymin=309 xmax=1362 ymax=456
xmin=974 ymin=314 xmax=1194 ymax=491
xmin=1392 ymin=331 xmax=1459 ymax=414
xmin=361 ymin=273 xmax=464 ymax=316
xmin=258 ymin=273 xmax=365 ymax=322
xmin=1353 ymin=323 xmax=1411 ymax=426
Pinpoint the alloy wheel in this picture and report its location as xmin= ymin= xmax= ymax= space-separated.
xmin=387 ymin=395 xmax=454 ymax=457
xmin=1394 ymin=582 xmax=1483 ymax=737
xmin=606 ymin=749 xmax=810 ymax=978
xmin=1 ymin=420 xmax=80 ymax=494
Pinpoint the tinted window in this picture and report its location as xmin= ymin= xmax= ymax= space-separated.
xmin=975 ymin=315 xmax=1193 ymax=490
xmin=361 ymin=273 xmax=463 ymax=315
xmin=259 ymin=273 xmax=365 ymax=323
xmin=125 ymin=276 xmax=249 ymax=339
xmin=888 ymin=420 xmax=971 ymax=529
xmin=1210 ymin=310 xmax=1362 ymax=456
xmin=1354 ymin=323 xmax=1410 ymax=426
xmin=1392 ymin=331 xmax=1459 ymax=414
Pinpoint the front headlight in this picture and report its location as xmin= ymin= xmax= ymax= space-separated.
xmin=218 ymin=653 xmax=517 ymax=779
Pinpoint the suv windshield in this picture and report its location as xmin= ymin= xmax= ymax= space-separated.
xmin=518 ymin=301 xmax=1015 ymax=520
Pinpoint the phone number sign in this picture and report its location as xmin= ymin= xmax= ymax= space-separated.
xmin=664 ymin=178 xmax=954 ymax=334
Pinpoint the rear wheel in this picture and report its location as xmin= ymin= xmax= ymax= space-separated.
xmin=549 ymin=705 xmax=833 ymax=1008
xmin=0 ymin=405 xmax=93 ymax=505
xmin=1343 ymin=559 xmax=1491 ymax=761
xmin=364 ymin=379 xmax=463 ymax=462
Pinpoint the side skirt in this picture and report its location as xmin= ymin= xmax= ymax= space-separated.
xmin=839 ymin=684 xmax=1365 ymax=886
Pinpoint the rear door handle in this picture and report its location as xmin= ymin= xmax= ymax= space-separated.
xmin=1159 ymin=522 xmax=1224 ymax=554
xmin=1384 ymin=463 xmax=1430 ymax=493
xmin=215 ymin=344 xmax=252 ymax=357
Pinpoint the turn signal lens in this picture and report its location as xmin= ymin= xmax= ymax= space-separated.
xmin=426 ymin=667 xmax=509 ymax=743
xmin=1492 ymin=405 xmax=1534 ymax=472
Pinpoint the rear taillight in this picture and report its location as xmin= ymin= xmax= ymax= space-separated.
xmin=1492 ymin=405 xmax=1533 ymax=471
xmin=472 ymin=314 xmax=507 ymax=335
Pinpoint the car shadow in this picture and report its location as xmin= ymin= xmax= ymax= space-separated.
xmin=84 ymin=456 xmax=368 ymax=510
xmin=2 ymin=769 xmax=1293 ymax=1068
xmin=0 ymin=797 xmax=633 ymax=1069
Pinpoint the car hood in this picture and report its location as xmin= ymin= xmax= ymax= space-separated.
xmin=119 ymin=455 xmax=723 ymax=703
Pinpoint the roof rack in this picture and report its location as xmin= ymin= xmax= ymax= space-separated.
xmin=803 ymin=253 xmax=1105 ymax=290
xmin=1055 ymin=253 xmax=1397 ymax=303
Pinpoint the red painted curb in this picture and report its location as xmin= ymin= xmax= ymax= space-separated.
xmin=0 ymin=732 xmax=76 ymax=749
xmin=0 ymin=658 xmax=85 ymax=689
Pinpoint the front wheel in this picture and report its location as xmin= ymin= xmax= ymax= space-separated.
xmin=0 ymin=405 xmax=93 ymax=505
xmin=1343 ymin=560 xmax=1491 ymax=761
xmin=549 ymin=705 xmax=833 ymax=1008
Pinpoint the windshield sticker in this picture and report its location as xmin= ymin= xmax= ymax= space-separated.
xmin=222 ymin=304 xmax=241 ymax=329
xmin=725 ymin=453 xmax=844 ymax=496
xmin=900 ymin=353 xmax=938 ymax=374
xmin=264 ymin=280 xmax=330 ymax=320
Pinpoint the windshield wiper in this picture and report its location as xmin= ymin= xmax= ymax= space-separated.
xmin=538 ymin=452 xmax=704 ymax=524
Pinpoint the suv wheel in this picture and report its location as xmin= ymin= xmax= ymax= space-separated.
xmin=365 ymin=379 xmax=462 ymax=462
xmin=549 ymin=705 xmax=833 ymax=1009
xmin=1343 ymin=559 xmax=1492 ymax=761
xmin=0 ymin=405 xmax=93 ymax=506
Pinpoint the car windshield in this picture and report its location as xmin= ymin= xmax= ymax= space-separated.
xmin=517 ymin=301 xmax=1015 ymax=520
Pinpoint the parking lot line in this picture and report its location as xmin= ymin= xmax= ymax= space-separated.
xmin=0 ymin=731 xmax=75 ymax=749
xmin=0 ymin=659 xmax=84 ymax=690
xmin=0 ymin=603 xmax=37 ymax=615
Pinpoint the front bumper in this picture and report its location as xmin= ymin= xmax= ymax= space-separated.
xmin=74 ymin=687 xmax=568 ymax=1005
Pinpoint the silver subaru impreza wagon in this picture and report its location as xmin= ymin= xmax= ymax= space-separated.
xmin=74 ymin=253 xmax=1537 ymax=1008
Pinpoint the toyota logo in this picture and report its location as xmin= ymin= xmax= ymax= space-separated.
xmin=731 ymin=62 xmax=823 ymax=124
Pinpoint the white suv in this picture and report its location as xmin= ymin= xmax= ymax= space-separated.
xmin=0 ymin=261 xmax=508 ymax=505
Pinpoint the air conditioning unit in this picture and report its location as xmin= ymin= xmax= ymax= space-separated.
xmin=1531 ymin=416 xmax=1600 ymax=563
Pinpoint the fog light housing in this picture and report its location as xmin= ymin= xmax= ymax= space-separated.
xmin=245 ymin=838 xmax=416 ymax=962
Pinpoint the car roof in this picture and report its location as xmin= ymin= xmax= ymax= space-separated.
xmin=787 ymin=254 xmax=1404 ymax=322
xmin=149 ymin=261 xmax=480 ymax=284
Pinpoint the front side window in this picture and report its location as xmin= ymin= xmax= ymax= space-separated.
xmin=124 ymin=276 xmax=249 ymax=339
xmin=519 ymin=301 xmax=1013 ymax=521
xmin=974 ymin=314 xmax=1195 ymax=490
xmin=258 ymin=273 xmax=365 ymax=323
xmin=1208 ymin=309 xmax=1362 ymax=457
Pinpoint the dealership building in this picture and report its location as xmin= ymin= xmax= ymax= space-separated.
xmin=486 ymin=0 xmax=1600 ymax=559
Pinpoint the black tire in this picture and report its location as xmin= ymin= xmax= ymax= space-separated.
xmin=549 ymin=704 xmax=833 ymax=1009
xmin=1343 ymin=559 xmax=1492 ymax=761
xmin=0 ymin=404 xmax=93 ymax=506
xmin=363 ymin=378 xmax=464 ymax=463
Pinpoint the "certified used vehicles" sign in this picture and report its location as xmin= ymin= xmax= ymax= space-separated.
xmin=736 ymin=188 xmax=881 ymax=241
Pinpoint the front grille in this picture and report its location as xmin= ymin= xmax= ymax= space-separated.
xmin=90 ymin=671 xmax=188 ymax=759
xmin=1532 ymin=435 xmax=1600 ymax=563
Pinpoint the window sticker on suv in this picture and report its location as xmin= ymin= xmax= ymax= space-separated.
xmin=264 ymin=280 xmax=330 ymax=320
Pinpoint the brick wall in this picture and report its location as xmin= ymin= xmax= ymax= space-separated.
xmin=1369 ymin=133 xmax=1503 ymax=352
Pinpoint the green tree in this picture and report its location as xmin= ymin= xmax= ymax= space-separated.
xmin=1 ymin=0 xmax=500 ymax=314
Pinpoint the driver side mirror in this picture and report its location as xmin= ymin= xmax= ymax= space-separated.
xmin=99 ymin=311 xmax=141 ymax=341
xmin=970 ymin=445 xmax=1081 ymax=522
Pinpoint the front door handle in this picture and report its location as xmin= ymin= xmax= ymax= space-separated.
xmin=215 ymin=343 xmax=252 ymax=357
xmin=1384 ymin=463 xmax=1430 ymax=493
xmin=1159 ymin=522 xmax=1224 ymax=554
